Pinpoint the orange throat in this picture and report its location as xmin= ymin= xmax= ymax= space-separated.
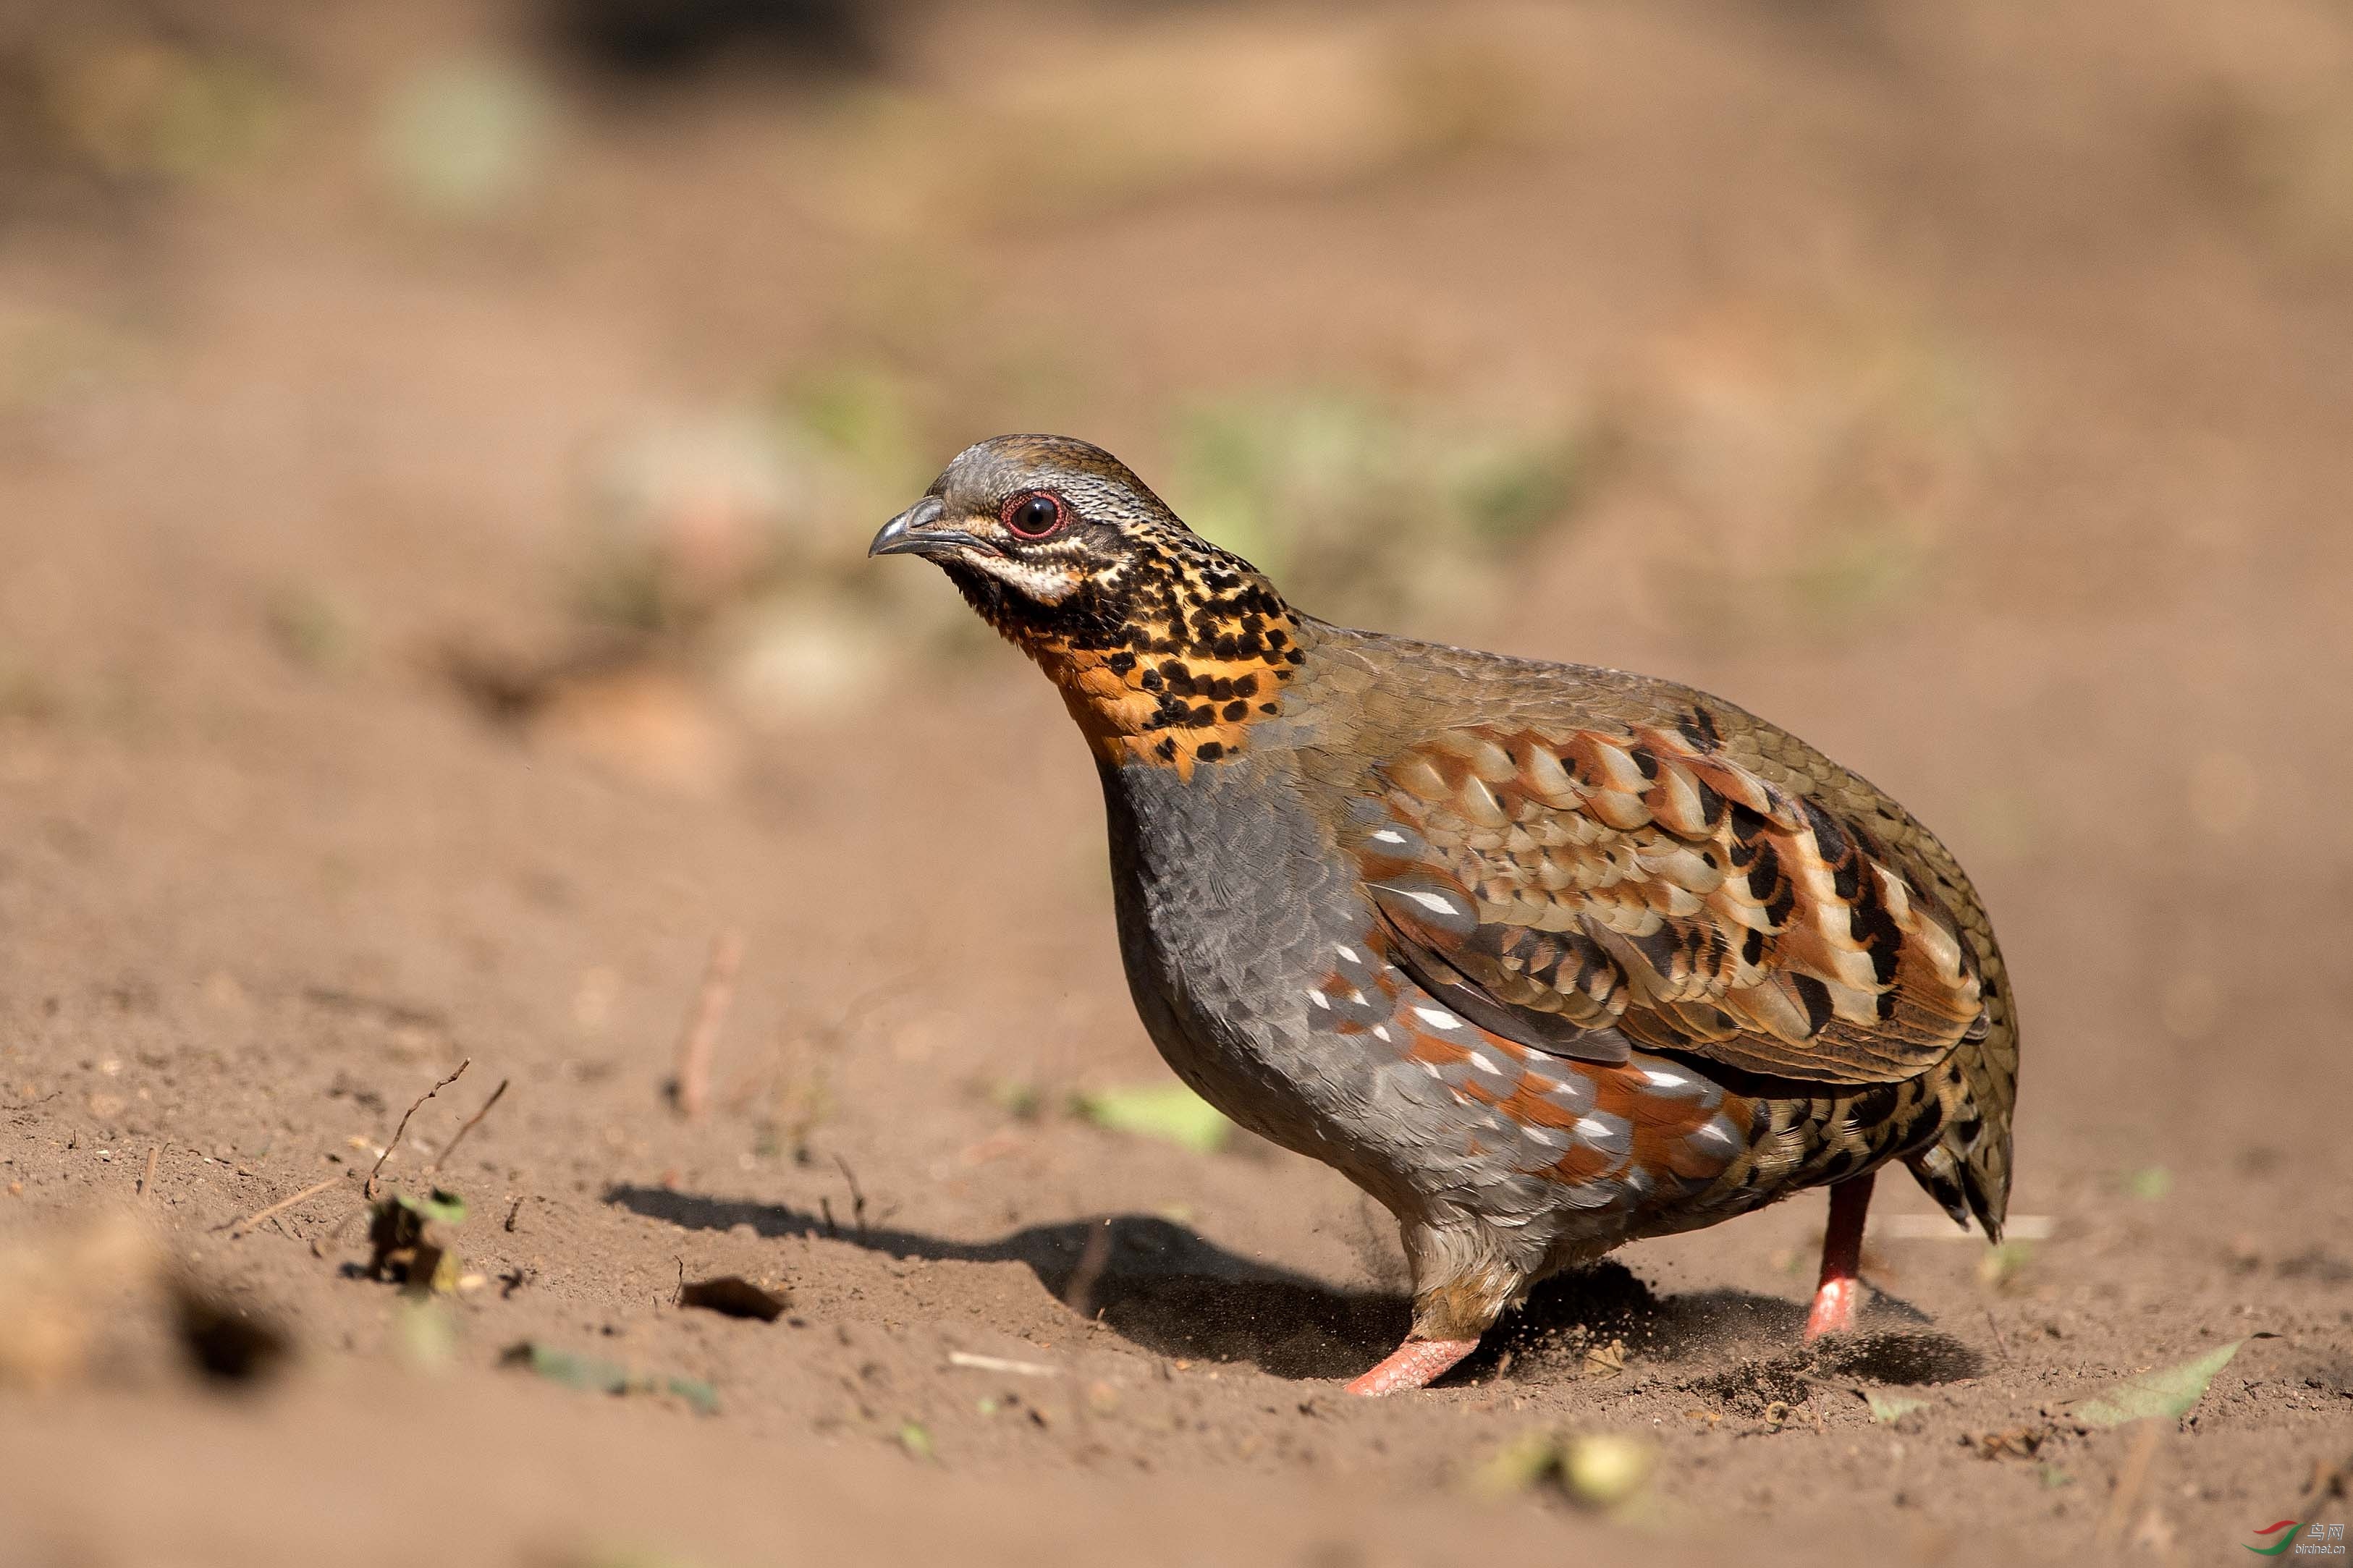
xmin=1019 ymin=611 xmax=1309 ymax=776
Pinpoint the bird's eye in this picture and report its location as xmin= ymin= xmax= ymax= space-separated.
xmin=1001 ymin=491 xmax=1068 ymax=540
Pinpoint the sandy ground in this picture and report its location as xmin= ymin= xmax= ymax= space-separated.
xmin=1 ymin=2 xmax=2349 ymax=1564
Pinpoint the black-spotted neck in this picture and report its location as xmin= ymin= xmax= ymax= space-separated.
xmin=950 ymin=541 xmax=1311 ymax=778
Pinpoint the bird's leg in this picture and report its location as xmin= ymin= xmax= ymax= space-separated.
xmin=1345 ymin=1335 xmax=1482 ymax=1397
xmin=1804 ymin=1171 xmax=1876 ymax=1341
xmin=1346 ymin=1239 xmax=1513 ymax=1396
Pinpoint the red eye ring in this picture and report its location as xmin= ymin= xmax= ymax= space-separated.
xmin=1000 ymin=490 xmax=1069 ymax=540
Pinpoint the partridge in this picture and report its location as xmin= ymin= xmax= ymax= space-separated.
xmin=871 ymin=435 xmax=2018 ymax=1396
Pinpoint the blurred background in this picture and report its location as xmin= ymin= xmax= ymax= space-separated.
xmin=6 ymin=0 xmax=2346 ymax=1136
xmin=1 ymin=1 xmax=2349 ymax=1564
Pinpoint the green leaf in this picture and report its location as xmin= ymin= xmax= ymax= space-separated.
xmin=987 ymin=1079 xmax=1042 ymax=1121
xmin=1559 ymin=1434 xmax=1652 ymax=1507
xmin=1073 ymin=1082 xmax=1232 ymax=1154
xmin=1471 ymin=1431 xmax=1651 ymax=1506
xmin=1471 ymin=1430 xmax=1563 ymax=1498
xmin=663 ymin=1376 xmax=720 ymax=1417
xmin=507 ymin=1342 xmax=632 ymax=1395
xmin=393 ymin=1187 xmax=469 ymax=1226
xmin=500 ymin=1342 xmax=719 ymax=1415
xmin=567 ymin=1548 xmax=708 ymax=1568
xmin=1864 ymin=1390 xmax=1927 ymax=1423
xmin=2070 ymin=1340 xmax=2242 ymax=1428
xmin=378 ymin=56 xmax=554 ymax=219
xmin=1977 ymin=1239 xmax=2034 ymax=1289
xmin=395 ymin=1299 xmax=457 ymax=1370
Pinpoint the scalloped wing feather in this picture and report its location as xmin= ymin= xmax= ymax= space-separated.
xmin=1343 ymin=719 xmax=1985 ymax=1085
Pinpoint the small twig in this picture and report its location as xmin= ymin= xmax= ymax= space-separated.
xmin=949 ymin=1350 xmax=1060 ymax=1378
xmin=2098 ymin=1420 xmax=2163 ymax=1545
xmin=229 ymin=1177 xmax=339 ymax=1238
xmin=1064 ymin=1219 xmax=1112 ymax=1320
xmin=1985 ymin=1307 xmax=2012 ymax=1363
xmin=138 ymin=1145 xmax=159 ymax=1198
xmin=673 ymin=931 xmax=743 ymax=1122
xmin=431 ymin=1077 xmax=510 ymax=1171
xmin=832 ymin=1155 xmax=868 ymax=1236
xmin=366 ymin=1059 xmax=469 ymax=1199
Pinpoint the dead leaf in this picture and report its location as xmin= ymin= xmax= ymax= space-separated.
xmin=1972 ymin=1425 xmax=2049 ymax=1459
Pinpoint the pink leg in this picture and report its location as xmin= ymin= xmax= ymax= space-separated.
xmin=1345 ymin=1336 xmax=1482 ymax=1397
xmin=1804 ymin=1171 xmax=1875 ymax=1342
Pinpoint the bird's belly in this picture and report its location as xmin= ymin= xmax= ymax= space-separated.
xmin=1099 ymin=760 xmax=1782 ymax=1246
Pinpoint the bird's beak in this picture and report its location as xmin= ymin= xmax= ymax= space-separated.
xmin=868 ymin=497 xmax=995 ymax=561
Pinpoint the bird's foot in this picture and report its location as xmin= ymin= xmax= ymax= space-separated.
xmin=1804 ymin=1274 xmax=1862 ymax=1341
xmin=1803 ymin=1171 xmax=1876 ymax=1342
xmin=1345 ymin=1336 xmax=1481 ymax=1397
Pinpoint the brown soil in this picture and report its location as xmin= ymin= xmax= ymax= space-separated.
xmin=1 ymin=2 xmax=2349 ymax=1564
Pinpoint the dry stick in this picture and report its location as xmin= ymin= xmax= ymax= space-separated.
xmin=1985 ymin=1306 xmax=2012 ymax=1363
xmin=431 ymin=1077 xmax=510 ymax=1171
xmin=138 ymin=1144 xmax=159 ymax=1198
xmin=230 ymin=1177 xmax=339 ymax=1238
xmin=366 ymin=1059 xmax=470 ymax=1200
xmin=674 ymin=931 xmax=743 ymax=1122
xmin=833 ymin=1155 xmax=869 ymax=1236
xmin=947 ymin=1350 xmax=1059 ymax=1378
xmin=2098 ymin=1420 xmax=2163 ymax=1545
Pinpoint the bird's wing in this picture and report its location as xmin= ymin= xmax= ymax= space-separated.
xmin=1338 ymin=720 xmax=1986 ymax=1083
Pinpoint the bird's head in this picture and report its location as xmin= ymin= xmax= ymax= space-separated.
xmin=870 ymin=433 xmax=1306 ymax=774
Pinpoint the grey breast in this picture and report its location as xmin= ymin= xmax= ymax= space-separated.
xmin=1095 ymin=753 xmax=1380 ymax=1159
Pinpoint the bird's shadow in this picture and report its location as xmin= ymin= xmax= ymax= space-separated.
xmin=605 ymin=1185 xmax=1982 ymax=1387
xmin=608 ymin=1182 xmax=1399 ymax=1378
